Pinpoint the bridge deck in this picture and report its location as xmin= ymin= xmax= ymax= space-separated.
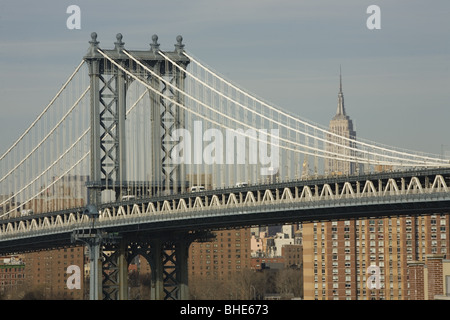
xmin=0 ymin=168 xmax=449 ymax=255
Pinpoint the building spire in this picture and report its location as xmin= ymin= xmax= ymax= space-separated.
xmin=336 ymin=65 xmax=346 ymax=116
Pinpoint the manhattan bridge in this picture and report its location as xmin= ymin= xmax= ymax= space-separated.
xmin=0 ymin=33 xmax=449 ymax=300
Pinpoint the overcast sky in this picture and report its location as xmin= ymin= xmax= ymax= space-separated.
xmin=1 ymin=0 xmax=449 ymax=156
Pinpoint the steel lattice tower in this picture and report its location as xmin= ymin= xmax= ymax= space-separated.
xmin=84 ymin=33 xmax=189 ymax=205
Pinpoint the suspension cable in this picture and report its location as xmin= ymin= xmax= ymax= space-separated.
xmin=100 ymin=48 xmax=437 ymax=168
xmin=0 ymin=86 xmax=90 ymax=184
xmin=183 ymin=52 xmax=448 ymax=165
xmin=123 ymin=49 xmax=446 ymax=167
xmin=0 ymin=60 xmax=86 ymax=161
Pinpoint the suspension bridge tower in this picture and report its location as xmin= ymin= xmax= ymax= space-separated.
xmin=84 ymin=32 xmax=190 ymax=205
xmin=77 ymin=33 xmax=206 ymax=300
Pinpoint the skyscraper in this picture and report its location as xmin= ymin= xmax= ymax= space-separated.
xmin=302 ymin=70 xmax=450 ymax=300
xmin=325 ymin=68 xmax=357 ymax=176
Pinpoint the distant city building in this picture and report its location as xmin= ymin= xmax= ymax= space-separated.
xmin=0 ymin=194 xmax=19 ymax=218
xmin=251 ymin=225 xmax=301 ymax=257
xmin=30 ymin=175 xmax=88 ymax=214
xmin=303 ymin=215 xmax=450 ymax=300
xmin=22 ymin=246 xmax=86 ymax=299
xmin=251 ymin=256 xmax=285 ymax=271
xmin=251 ymin=245 xmax=302 ymax=271
xmin=250 ymin=225 xmax=302 ymax=272
xmin=189 ymin=228 xmax=252 ymax=282
xmin=0 ymin=255 xmax=25 ymax=297
xmin=282 ymin=244 xmax=302 ymax=269
xmin=325 ymin=69 xmax=357 ymax=176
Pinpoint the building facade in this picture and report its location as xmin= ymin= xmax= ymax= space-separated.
xmin=303 ymin=214 xmax=449 ymax=300
xmin=408 ymin=254 xmax=450 ymax=300
xmin=0 ymin=255 xmax=26 ymax=298
xmin=189 ymin=228 xmax=252 ymax=282
xmin=22 ymin=246 xmax=86 ymax=299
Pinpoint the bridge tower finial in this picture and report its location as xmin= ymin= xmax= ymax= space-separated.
xmin=86 ymin=32 xmax=100 ymax=57
xmin=150 ymin=34 xmax=160 ymax=53
xmin=174 ymin=35 xmax=185 ymax=54
xmin=114 ymin=33 xmax=125 ymax=52
xmin=90 ymin=32 xmax=99 ymax=46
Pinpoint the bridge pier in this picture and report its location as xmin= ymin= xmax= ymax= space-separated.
xmin=148 ymin=234 xmax=195 ymax=300
xmin=101 ymin=240 xmax=129 ymax=300
xmin=93 ymin=231 xmax=211 ymax=300
xmin=71 ymin=224 xmax=104 ymax=300
xmin=86 ymin=235 xmax=103 ymax=300
xmin=150 ymin=239 xmax=164 ymax=300
xmin=151 ymin=237 xmax=191 ymax=300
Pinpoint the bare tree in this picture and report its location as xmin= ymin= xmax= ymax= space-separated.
xmin=276 ymin=268 xmax=302 ymax=298
xmin=188 ymin=266 xmax=303 ymax=300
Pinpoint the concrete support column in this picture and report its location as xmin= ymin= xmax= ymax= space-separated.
xmin=151 ymin=239 xmax=164 ymax=300
xmin=117 ymin=240 xmax=128 ymax=300
xmin=89 ymin=237 xmax=103 ymax=300
xmin=177 ymin=238 xmax=190 ymax=300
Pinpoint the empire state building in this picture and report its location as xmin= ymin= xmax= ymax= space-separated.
xmin=325 ymin=69 xmax=357 ymax=176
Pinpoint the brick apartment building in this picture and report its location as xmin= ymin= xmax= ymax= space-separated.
xmin=303 ymin=214 xmax=449 ymax=300
xmin=189 ymin=228 xmax=252 ymax=282
xmin=0 ymin=256 xmax=25 ymax=297
xmin=302 ymin=72 xmax=450 ymax=300
xmin=408 ymin=254 xmax=450 ymax=300
xmin=22 ymin=246 xmax=86 ymax=299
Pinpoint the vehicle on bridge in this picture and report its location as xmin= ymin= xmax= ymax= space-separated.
xmin=20 ymin=209 xmax=33 ymax=217
xmin=190 ymin=186 xmax=205 ymax=192
xmin=236 ymin=182 xmax=248 ymax=187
